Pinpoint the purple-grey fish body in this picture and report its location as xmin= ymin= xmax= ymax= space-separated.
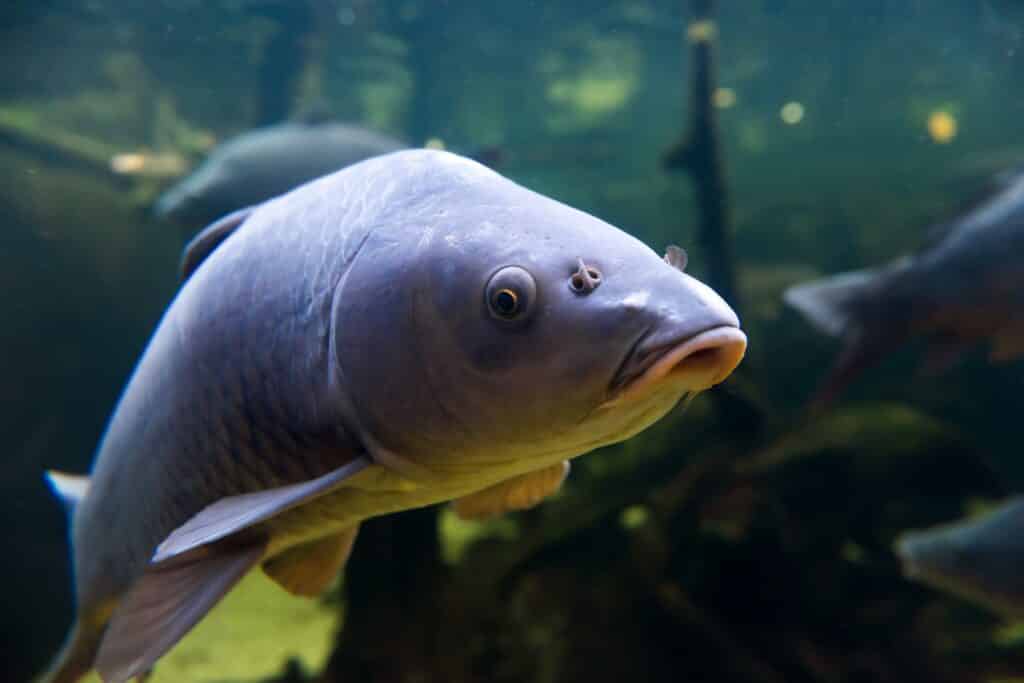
xmin=154 ymin=119 xmax=406 ymax=227
xmin=42 ymin=149 xmax=746 ymax=682
xmin=784 ymin=167 xmax=1024 ymax=407
xmin=895 ymin=497 xmax=1024 ymax=618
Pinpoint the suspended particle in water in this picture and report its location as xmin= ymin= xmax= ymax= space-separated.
xmin=780 ymin=101 xmax=805 ymax=125
xmin=687 ymin=20 xmax=717 ymax=44
xmin=713 ymin=87 xmax=737 ymax=109
xmin=927 ymin=110 xmax=957 ymax=144
xmin=619 ymin=505 xmax=650 ymax=530
xmin=337 ymin=6 xmax=356 ymax=26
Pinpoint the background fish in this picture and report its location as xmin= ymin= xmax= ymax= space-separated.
xmin=894 ymin=497 xmax=1024 ymax=619
xmin=783 ymin=166 xmax=1024 ymax=408
xmin=153 ymin=116 xmax=406 ymax=228
xmin=42 ymin=149 xmax=745 ymax=683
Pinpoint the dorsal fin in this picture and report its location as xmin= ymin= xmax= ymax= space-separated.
xmin=923 ymin=163 xmax=1024 ymax=251
xmin=45 ymin=470 xmax=91 ymax=515
xmin=179 ymin=206 xmax=255 ymax=282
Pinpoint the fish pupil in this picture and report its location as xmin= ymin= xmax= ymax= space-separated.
xmin=494 ymin=289 xmax=518 ymax=316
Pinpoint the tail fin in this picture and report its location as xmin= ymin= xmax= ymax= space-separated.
xmin=782 ymin=268 xmax=880 ymax=338
xmin=35 ymin=621 xmax=99 ymax=683
xmin=783 ymin=266 xmax=905 ymax=411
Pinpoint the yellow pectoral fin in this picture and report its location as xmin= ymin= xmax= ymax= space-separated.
xmin=453 ymin=461 xmax=570 ymax=520
xmin=262 ymin=527 xmax=359 ymax=597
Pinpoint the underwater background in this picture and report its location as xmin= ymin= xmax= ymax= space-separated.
xmin=4 ymin=1 xmax=1024 ymax=681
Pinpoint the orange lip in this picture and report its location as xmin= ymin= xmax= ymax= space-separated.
xmin=612 ymin=326 xmax=747 ymax=404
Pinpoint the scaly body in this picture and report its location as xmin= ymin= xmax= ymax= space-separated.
xmin=44 ymin=149 xmax=746 ymax=682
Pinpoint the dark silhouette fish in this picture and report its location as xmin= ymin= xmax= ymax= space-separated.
xmin=784 ymin=166 xmax=1024 ymax=408
xmin=154 ymin=117 xmax=406 ymax=227
xmin=895 ymin=498 xmax=1024 ymax=619
xmin=42 ymin=149 xmax=746 ymax=682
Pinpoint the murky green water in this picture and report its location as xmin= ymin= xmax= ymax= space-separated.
xmin=4 ymin=2 xmax=1024 ymax=681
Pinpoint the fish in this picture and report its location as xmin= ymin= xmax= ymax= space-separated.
xmin=41 ymin=149 xmax=746 ymax=683
xmin=153 ymin=116 xmax=406 ymax=227
xmin=783 ymin=166 xmax=1024 ymax=408
xmin=894 ymin=497 xmax=1024 ymax=619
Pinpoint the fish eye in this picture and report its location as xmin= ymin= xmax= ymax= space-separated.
xmin=485 ymin=266 xmax=536 ymax=321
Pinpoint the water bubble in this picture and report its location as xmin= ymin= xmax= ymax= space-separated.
xmin=713 ymin=87 xmax=737 ymax=109
xmin=686 ymin=20 xmax=717 ymax=44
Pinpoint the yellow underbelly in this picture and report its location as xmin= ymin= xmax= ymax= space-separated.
xmin=261 ymin=462 xmax=513 ymax=556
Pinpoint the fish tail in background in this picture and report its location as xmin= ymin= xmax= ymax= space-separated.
xmin=783 ymin=268 xmax=878 ymax=338
xmin=35 ymin=621 xmax=99 ymax=683
xmin=783 ymin=266 xmax=904 ymax=411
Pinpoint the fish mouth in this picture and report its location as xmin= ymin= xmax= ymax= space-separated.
xmin=893 ymin=536 xmax=925 ymax=579
xmin=609 ymin=325 xmax=747 ymax=404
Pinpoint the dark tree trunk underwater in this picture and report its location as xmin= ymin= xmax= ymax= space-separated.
xmin=319 ymin=511 xmax=450 ymax=682
xmin=318 ymin=6 xmax=455 ymax=682
xmin=663 ymin=0 xmax=740 ymax=316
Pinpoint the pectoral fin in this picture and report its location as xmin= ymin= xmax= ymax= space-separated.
xmin=262 ymin=527 xmax=359 ymax=597
xmin=95 ymin=539 xmax=266 ymax=683
xmin=153 ymin=457 xmax=371 ymax=563
xmin=453 ymin=461 xmax=570 ymax=520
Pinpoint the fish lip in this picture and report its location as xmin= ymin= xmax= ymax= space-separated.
xmin=608 ymin=325 xmax=747 ymax=403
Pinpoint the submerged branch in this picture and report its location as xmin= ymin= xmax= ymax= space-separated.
xmin=0 ymin=107 xmax=124 ymax=182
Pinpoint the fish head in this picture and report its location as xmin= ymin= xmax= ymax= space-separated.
xmin=333 ymin=151 xmax=746 ymax=476
xmin=154 ymin=159 xmax=228 ymax=225
xmin=154 ymin=134 xmax=261 ymax=227
xmin=894 ymin=500 xmax=1024 ymax=617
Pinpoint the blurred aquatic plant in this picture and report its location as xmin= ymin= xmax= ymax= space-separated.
xmin=539 ymin=32 xmax=643 ymax=133
xmin=6 ymin=2 xmax=1024 ymax=682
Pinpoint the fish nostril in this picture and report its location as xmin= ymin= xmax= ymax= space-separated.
xmin=569 ymin=259 xmax=601 ymax=295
